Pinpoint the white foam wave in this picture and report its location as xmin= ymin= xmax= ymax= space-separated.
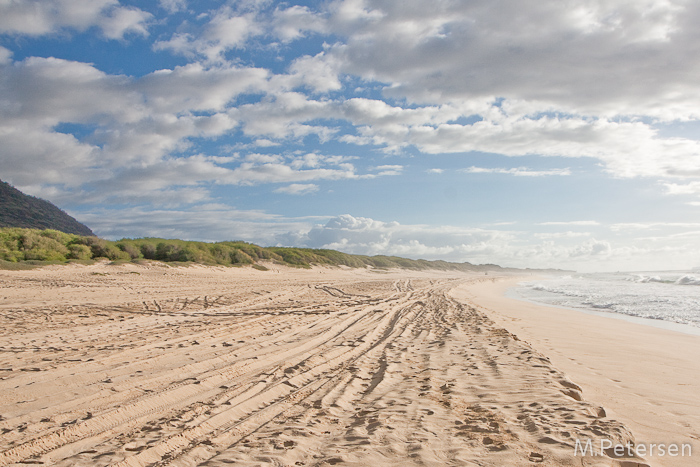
xmin=675 ymin=275 xmax=700 ymax=286
xmin=517 ymin=272 xmax=700 ymax=329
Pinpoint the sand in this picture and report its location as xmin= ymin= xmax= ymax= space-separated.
xmin=451 ymin=277 xmax=700 ymax=467
xmin=0 ymin=262 xmax=671 ymax=466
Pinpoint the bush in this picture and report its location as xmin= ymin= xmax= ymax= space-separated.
xmin=230 ymin=249 xmax=254 ymax=264
xmin=19 ymin=231 xmax=69 ymax=261
xmin=117 ymin=242 xmax=141 ymax=260
xmin=140 ymin=243 xmax=157 ymax=259
xmin=67 ymin=244 xmax=92 ymax=260
xmin=77 ymin=237 xmax=129 ymax=260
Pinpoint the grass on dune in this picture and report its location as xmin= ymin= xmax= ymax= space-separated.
xmin=0 ymin=227 xmax=496 ymax=272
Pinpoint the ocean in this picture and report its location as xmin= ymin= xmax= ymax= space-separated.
xmin=510 ymin=271 xmax=700 ymax=334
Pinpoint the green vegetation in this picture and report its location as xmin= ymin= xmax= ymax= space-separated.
xmin=0 ymin=227 xmax=497 ymax=272
xmin=0 ymin=180 xmax=94 ymax=236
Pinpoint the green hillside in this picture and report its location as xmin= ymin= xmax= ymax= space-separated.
xmin=0 ymin=227 xmax=501 ymax=272
xmin=0 ymin=180 xmax=94 ymax=236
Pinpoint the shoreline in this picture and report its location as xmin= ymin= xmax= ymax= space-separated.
xmin=451 ymin=276 xmax=700 ymax=467
xmin=504 ymin=280 xmax=700 ymax=337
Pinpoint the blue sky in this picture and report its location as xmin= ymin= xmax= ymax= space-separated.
xmin=2 ymin=0 xmax=700 ymax=272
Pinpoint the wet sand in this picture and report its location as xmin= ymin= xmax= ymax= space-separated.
xmin=452 ymin=277 xmax=700 ymax=467
xmin=0 ymin=263 xmax=653 ymax=466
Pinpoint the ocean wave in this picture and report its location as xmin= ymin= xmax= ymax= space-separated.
xmin=627 ymin=274 xmax=663 ymax=283
xmin=675 ymin=275 xmax=700 ymax=286
xmin=584 ymin=302 xmax=615 ymax=309
xmin=517 ymin=273 xmax=700 ymax=329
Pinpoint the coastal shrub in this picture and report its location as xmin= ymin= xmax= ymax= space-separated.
xmin=39 ymin=229 xmax=75 ymax=245
xmin=155 ymin=242 xmax=176 ymax=261
xmin=209 ymin=244 xmax=230 ymax=264
xmin=67 ymin=244 xmax=92 ymax=260
xmin=230 ymin=249 xmax=254 ymax=264
xmin=267 ymin=248 xmax=312 ymax=268
xmin=116 ymin=242 xmax=141 ymax=260
xmin=140 ymin=243 xmax=157 ymax=259
xmin=154 ymin=242 xmax=202 ymax=262
xmin=19 ymin=230 xmax=69 ymax=261
xmin=0 ymin=229 xmax=23 ymax=261
xmin=78 ymin=237 xmax=129 ymax=260
xmin=0 ymin=228 xmax=484 ymax=272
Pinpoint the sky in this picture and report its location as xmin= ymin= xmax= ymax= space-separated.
xmin=2 ymin=0 xmax=700 ymax=272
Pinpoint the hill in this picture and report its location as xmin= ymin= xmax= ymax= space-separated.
xmin=0 ymin=180 xmax=94 ymax=236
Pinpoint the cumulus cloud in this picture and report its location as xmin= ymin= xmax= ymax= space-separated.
xmin=289 ymin=214 xmax=517 ymax=260
xmin=0 ymin=56 xmax=397 ymax=204
xmin=0 ymin=46 xmax=11 ymax=64
xmin=153 ymin=7 xmax=262 ymax=62
xmin=338 ymin=101 xmax=700 ymax=180
xmin=663 ymin=181 xmax=700 ymax=196
xmin=274 ymin=214 xmax=688 ymax=271
xmin=6 ymin=1 xmax=700 ymax=199
xmin=569 ymin=239 xmax=612 ymax=257
xmin=326 ymin=0 xmax=700 ymax=119
xmin=272 ymin=5 xmax=327 ymax=42
xmin=0 ymin=0 xmax=152 ymax=39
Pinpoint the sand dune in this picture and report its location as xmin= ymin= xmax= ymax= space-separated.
xmin=1 ymin=263 xmax=648 ymax=466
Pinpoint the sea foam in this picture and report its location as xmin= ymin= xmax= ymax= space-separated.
xmin=516 ymin=271 xmax=700 ymax=329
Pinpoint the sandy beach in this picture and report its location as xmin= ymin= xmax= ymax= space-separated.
xmin=0 ymin=263 xmax=677 ymax=466
xmin=452 ymin=277 xmax=700 ymax=467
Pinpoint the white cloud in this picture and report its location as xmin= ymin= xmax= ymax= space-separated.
xmin=369 ymin=165 xmax=403 ymax=176
xmin=664 ymin=181 xmax=700 ymax=196
xmin=272 ymin=5 xmax=327 ymax=42
xmin=326 ymin=0 xmax=700 ymax=119
xmin=0 ymin=56 xmax=397 ymax=205
xmin=274 ymin=183 xmax=320 ymax=195
xmin=0 ymin=46 xmax=11 ymax=64
xmin=81 ymin=205 xmax=308 ymax=243
xmin=154 ymin=7 xmax=262 ymax=62
xmin=233 ymin=92 xmax=337 ymax=141
xmin=287 ymin=52 xmax=343 ymax=93
xmin=538 ymin=221 xmax=600 ymax=226
xmin=0 ymin=123 xmax=105 ymax=188
xmin=569 ymin=239 xmax=612 ymax=257
xmin=290 ymin=214 xmax=517 ymax=260
xmin=279 ymin=214 xmax=690 ymax=271
xmin=463 ymin=167 xmax=572 ymax=177
xmin=534 ymin=231 xmax=592 ymax=239
xmin=253 ymin=139 xmax=280 ymax=147
xmin=159 ymin=0 xmax=186 ymax=14
xmin=99 ymin=6 xmax=152 ymax=39
xmin=137 ymin=63 xmax=269 ymax=114
xmin=0 ymin=0 xmax=152 ymax=39
xmin=610 ymin=222 xmax=700 ymax=231
xmin=340 ymin=103 xmax=700 ymax=180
